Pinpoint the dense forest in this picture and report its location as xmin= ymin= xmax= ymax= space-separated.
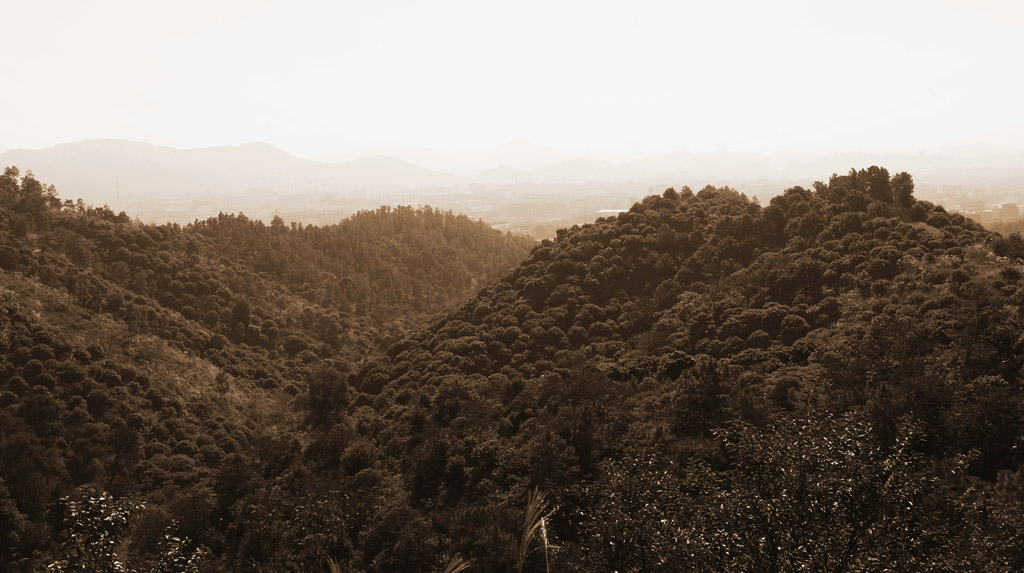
xmin=0 ymin=166 xmax=532 ymax=571
xmin=3 ymin=165 xmax=1024 ymax=571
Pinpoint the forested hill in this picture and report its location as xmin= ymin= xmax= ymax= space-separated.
xmin=0 ymin=166 xmax=532 ymax=571
xmin=4 ymin=165 xmax=1024 ymax=571
xmin=0 ymin=166 xmax=533 ymax=365
xmin=187 ymin=205 xmax=535 ymax=324
xmin=311 ymin=167 xmax=1023 ymax=570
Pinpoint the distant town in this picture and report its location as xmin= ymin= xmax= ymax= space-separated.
xmin=921 ymin=184 xmax=1024 ymax=225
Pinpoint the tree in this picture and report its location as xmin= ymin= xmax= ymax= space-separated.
xmin=46 ymin=489 xmax=144 ymax=572
xmin=306 ymin=363 xmax=350 ymax=429
xmin=891 ymin=171 xmax=915 ymax=212
xmin=862 ymin=166 xmax=892 ymax=203
xmin=686 ymin=413 xmax=968 ymax=571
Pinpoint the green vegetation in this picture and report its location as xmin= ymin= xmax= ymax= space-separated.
xmin=3 ymin=164 xmax=1024 ymax=571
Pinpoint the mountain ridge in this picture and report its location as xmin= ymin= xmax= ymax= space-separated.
xmin=8 ymin=140 xmax=1024 ymax=214
xmin=0 ymin=140 xmax=462 ymax=207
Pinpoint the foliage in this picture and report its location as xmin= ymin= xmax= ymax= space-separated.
xmin=691 ymin=414 xmax=961 ymax=571
xmin=46 ymin=490 xmax=143 ymax=572
xmin=517 ymin=489 xmax=555 ymax=573
xmin=4 ymin=164 xmax=1024 ymax=570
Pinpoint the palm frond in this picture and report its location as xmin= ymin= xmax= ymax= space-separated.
xmin=517 ymin=488 xmax=555 ymax=572
xmin=441 ymin=554 xmax=471 ymax=573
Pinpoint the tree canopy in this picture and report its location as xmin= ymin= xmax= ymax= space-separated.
xmin=2 ymin=165 xmax=1024 ymax=571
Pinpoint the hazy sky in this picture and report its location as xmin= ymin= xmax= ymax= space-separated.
xmin=3 ymin=0 xmax=1022 ymax=159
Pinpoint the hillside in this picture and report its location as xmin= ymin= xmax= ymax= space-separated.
xmin=0 ymin=166 xmax=532 ymax=571
xmin=282 ymin=167 xmax=1024 ymax=571
xmin=187 ymin=205 xmax=534 ymax=327
xmin=3 ymin=165 xmax=1024 ymax=571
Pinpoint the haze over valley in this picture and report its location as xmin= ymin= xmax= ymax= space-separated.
xmin=5 ymin=139 xmax=1024 ymax=236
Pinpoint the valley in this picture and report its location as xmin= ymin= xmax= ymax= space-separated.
xmin=3 ymin=165 xmax=1024 ymax=571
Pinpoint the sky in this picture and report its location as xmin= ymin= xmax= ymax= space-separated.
xmin=2 ymin=0 xmax=1023 ymax=160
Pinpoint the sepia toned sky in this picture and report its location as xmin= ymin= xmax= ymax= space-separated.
xmin=3 ymin=0 xmax=1022 ymax=159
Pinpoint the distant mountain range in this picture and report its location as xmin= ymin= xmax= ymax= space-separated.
xmin=2 ymin=139 xmax=1023 ymax=208
xmin=0 ymin=140 xmax=460 ymax=205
